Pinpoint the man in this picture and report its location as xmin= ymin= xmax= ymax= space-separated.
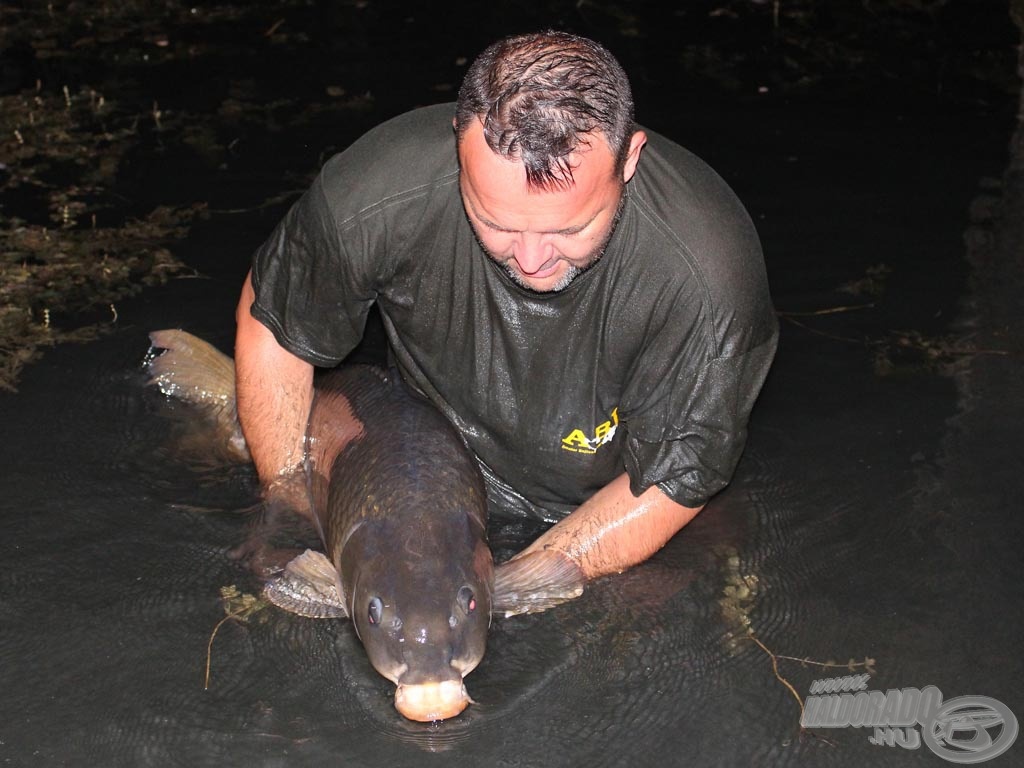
xmin=234 ymin=31 xmax=778 ymax=584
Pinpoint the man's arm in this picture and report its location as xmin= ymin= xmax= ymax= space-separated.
xmin=519 ymin=473 xmax=703 ymax=580
xmin=234 ymin=269 xmax=314 ymax=492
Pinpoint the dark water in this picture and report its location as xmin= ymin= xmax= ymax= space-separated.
xmin=2 ymin=2 xmax=1023 ymax=766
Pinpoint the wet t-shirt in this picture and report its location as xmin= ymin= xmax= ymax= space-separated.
xmin=250 ymin=103 xmax=778 ymax=522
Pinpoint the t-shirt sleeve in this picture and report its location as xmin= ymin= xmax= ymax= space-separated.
xmin=621 ymin=327 xmax=777 ymax=508
xmin=618 ymin=135 xmax=779 ymax=509
xmin=249 ymin=168 xmax=378 ymax=367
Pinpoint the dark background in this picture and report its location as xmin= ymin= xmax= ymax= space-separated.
xmin=1 ymin=2 xmax=1022 ymax=766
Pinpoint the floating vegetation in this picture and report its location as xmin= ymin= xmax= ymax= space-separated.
xmin=714 ymin=545 xmax=877 ymax=736
xmin=204 ymin=584 xmax=269 ymax=690
xmin=0 ymin=82 xmax=196 ymax=391
xmin=776 ymin=302 xmax=1010 ymax=377
xmin=776 ymin=261 xmax=1011 ymax=376
xmin=871 ymin=328 xmax=1009 ymax=377
xmin=716 ymin=544 xmax=761 ymax=652
xmin=0 ymin=0 xmax=395 ymax=393
xmin=838 ymin=263 xmax=893 ymax=299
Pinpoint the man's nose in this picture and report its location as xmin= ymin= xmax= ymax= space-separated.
xmin=512 ymin=233 xmax=553 ymax=274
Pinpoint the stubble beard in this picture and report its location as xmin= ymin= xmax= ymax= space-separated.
xmin=473 ymin=194 xmax=626 ymax=295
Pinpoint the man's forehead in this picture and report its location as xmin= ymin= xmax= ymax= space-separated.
xmin=456 ymin=119 xmax=617 ymax=189
xmin=457 ymin=121 xmax=619 ymax=224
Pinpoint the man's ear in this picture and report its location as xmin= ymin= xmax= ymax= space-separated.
xmin=622 ymin=131 xmax=647 ymax=184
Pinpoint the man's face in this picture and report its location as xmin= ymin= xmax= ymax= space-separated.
xmin=457 ymin=120 xmax=641 ymax=293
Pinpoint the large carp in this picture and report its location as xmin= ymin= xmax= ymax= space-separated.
xmin=146 ymin=329 xmax=584 ymax=721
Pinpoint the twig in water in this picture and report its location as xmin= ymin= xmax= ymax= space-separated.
xmin=204 ymin=586 xmax=267 ymax=690
xmin=775 ymin=303 xmax=875 ymax=317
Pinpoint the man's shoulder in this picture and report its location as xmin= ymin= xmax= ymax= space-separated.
xmin=316 ymin=103 xmax=459 ymax=219
xmin=624 ymin=126 xmax=773 ymax=352
xmin=632 ymin=127 xmax=751 ymax=233
xmin=630 ymin=127 xmax=763 ymax=278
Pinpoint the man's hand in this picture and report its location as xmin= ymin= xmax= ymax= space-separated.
xmin=234 ymin=269 xmax=315 ymax=492
xmin=518 ymin=473 xmax=703 ymax=580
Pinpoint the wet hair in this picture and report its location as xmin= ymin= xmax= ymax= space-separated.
xmin=455 ymin=31 xmax=635 ymax=190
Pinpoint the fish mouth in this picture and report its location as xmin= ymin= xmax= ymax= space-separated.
xmin=394 ymin=680 xmax=474 ymax=722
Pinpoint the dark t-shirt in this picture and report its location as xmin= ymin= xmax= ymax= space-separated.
xmin=251 ymin=103 xmax=778 ymax=522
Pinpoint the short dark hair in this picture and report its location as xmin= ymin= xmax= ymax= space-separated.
xmin=455 ymin=31 xmax=635 ymax=190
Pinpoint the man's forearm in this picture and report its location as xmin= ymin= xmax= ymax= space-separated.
xmin=520 ymin=473 xmax=703 ymax=580
xmin=234 ymin=270 xmax=314 ymax=485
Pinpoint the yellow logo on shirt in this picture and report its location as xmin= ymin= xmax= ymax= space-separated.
xmin=561 ymin=407 xmax=619 ymax=454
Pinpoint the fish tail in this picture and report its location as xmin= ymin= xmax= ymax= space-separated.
xmin=147 ymin=329 xmax=249 ymax=460
xmin=491 ymin=548 xmax=586 ymax=618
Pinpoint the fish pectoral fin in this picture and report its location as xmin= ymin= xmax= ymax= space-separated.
xmin=491 ymin=548 xmax=586 ymax=618
xmin=262 ymin=549 xmax=348 ymax=619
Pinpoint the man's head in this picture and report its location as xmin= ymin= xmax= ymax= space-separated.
xmin=455 ymin=31 xmax=647 ymax=292
xmin=455 ymin=31 xmax=637 ymax=188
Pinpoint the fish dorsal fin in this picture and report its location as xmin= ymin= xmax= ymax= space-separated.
xmin=491 ymin=549 xmax=586 ymax=618
xmin=263 ymin=549 xmax=348 ymax=619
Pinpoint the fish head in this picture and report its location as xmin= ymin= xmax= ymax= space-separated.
xmin=343 ymin=520 xmax=493 ymax=721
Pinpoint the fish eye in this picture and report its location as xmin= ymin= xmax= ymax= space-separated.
xmin=367 ymin=597 xmax=383 ymax=626
xmin=457 ymin=586 xmax=476 ymax=614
